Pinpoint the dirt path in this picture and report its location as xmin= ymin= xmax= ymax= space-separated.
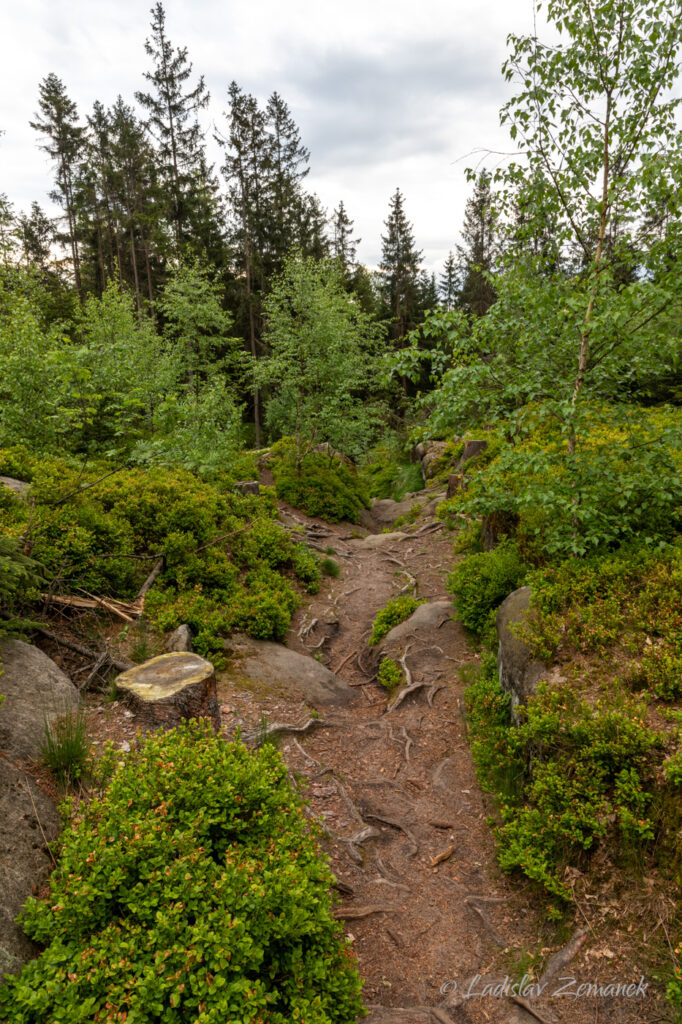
xmin=215 ymin=500 xmax=657 ymax=1024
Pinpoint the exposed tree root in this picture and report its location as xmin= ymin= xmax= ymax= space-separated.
xmin=364 ymin=812 xmax=419 ymax=857
xmin=463 ymin=897 xmax=506 ymax=947
xmin=334 ymin=904 xmax=399 ymax=920
xmin=247 ymin=717 xmax=330 ymax=747
xmin=387 ymin=679 xmax=443 ymax=713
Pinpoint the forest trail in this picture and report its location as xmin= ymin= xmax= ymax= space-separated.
xmin=216 ymin=497 xmax=655 ymax=1024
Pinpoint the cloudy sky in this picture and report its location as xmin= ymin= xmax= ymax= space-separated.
xmin=0 ymin=0 xmax=537 ymax=272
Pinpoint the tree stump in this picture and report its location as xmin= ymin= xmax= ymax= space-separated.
xmin=115 ymin=653 xmax=221 ymax=730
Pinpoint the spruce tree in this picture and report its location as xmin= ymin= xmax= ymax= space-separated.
xmin=263 ymin=91 xmax=310 ymax=272
xmin=30 ymin=74 xmax=86 ymax=297
xmin=136 ymin=1 xmax=210 ymax=248
xmin=379 ymin=188 xmax=423 ymax=341
xmin=439 ymin=250 xmax=458 ymax=310
xmin=330 ymin=200 xmax=360 ymax=276
xmin=16 ymin=203 xmax=54 ymax=269
xmin=457 ymin=170 xmax=497 ymax=316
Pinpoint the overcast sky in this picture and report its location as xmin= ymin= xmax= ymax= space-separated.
xmin=0 ymin=0 xmax=536 ymax=272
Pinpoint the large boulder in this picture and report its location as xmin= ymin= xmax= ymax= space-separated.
xmin=370 ymin=497 xmax=416 ymax=526
xmin=0 ymin=477 xmax=29 ymax=499
xmin=223 ymin=635 xmax=354 ymax=707
xmin=349 ymin=531 xmax=409 ymax=550
xmin=0 ymin=640 xmax=78 ymax=763
xmin=0 ymin=758 xmax=59 ymax=980
xmin=496 ymin=587 xmax=547 ymax=721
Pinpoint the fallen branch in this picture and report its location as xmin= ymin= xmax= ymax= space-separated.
xmin=129 ymin=558 xmax=164 ymax=612
xmin=35 ymin=626 xmax=132 ymax=674
xmin=332 ymin=649 xmax=357 ymax=675
xmin=508 ymin=996 xmax=554 ymax=1024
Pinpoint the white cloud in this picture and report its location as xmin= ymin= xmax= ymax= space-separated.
xmin=0 ymin=0 xmax=536 ymax=272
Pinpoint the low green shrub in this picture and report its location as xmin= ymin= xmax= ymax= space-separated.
xmin=369 ymin=595 xmax=423 ymax=646
xmin=270 ymin=442 xmax=370 ymax=523
xmin=464 ymin=662 xmax=663 ymax=902
xmin=0 ymin=721 xmax=365 ymax=1024
xmin=377 ymin=657 xmax=404 ymax=692
xmin=321 ymin=557 xmax=341 ymax=578
xmin=40 ymin=709 xmax=90 ymax=787
xmin=0 ymin=534 xmax=43 ymax=641
xmin=0 ymin=457 xmax=319 ymax=653
xmin=447 ymin=541 xmax=528 ymax=637
xmin=360 ymin=438 xmax=424 ymax=501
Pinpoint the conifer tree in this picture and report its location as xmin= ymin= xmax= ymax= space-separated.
xmin=457 ymin=170 xmax=497 ymax=316
xmin=439 ymin=250 xmax=458 ymax=310
xmin=136 ymin=1 xmax=210 ymax=248
xmin=263 ymin=91 xmax=310 ymax=270
xmin=30 ymin=74 xmax=86 ymax=296
xmin=379 ymin=188 xmax=423 ymax=341
xmin=330 ymin=200 xmax=360 ymax=276
xmin=16 ymin=202 xmax=54 ymax=269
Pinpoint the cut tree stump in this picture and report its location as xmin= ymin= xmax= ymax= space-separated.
xmin=115 ymin=652 xmax=220 ymax=730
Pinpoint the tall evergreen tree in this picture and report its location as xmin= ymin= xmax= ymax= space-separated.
xmin=30 ymin=74 xmax=86 ymax=296
xmin=379 ymin=188 xmax=423 ymax=341
xmin=16 ymin=202 xmax=54 ymax=269
xmin=439 ymin=250 xmax=458 ymax=310
xmin=218 ymin=82 xmax=269 ymax=444
xmin=457 ymin=170 xmax=497 ymax=316
xmin=263 ymin=91 xmax=310 ymax=270
xmin=136 ymin=2 xmax=210 ymax=249
xmin=330 ymin=200 xmax=360 ymax=275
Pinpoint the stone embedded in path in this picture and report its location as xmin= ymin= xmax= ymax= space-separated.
xmin=223 ymin=634 xmax=353 ymax=707
xmin=0 ymin=640 xmax=78 ymax=763
xmin=382 ymin=599 xmax=453 ymax=644
xmin=349 ymin=531 xmax=408 ymax=550
xmin=115 ymin=652 xmax=220 ymax=729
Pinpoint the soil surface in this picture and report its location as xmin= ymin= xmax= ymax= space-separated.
xmin=37 ymin=496 xmax=672 ymax=1024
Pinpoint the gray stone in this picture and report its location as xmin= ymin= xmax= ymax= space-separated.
xmin=164 ymin=623 xmax=193 ymax=653
xmin=420 ymin=441 xmax=450 ymax=482
xmin=456 ymin=439 xmax=488 ymax=469
xmin=0 ymin=758 xmax=59 ymax=980
xmin=223 ymin=635 xmax=354 ymax=707
xmin=370 ymin=498 xmax=415 ymax=525
xmin=383 ymin=599 xmax=453 ymax=644
xmin=234 ymin=480 xmax=260 ymax=496
xmin=349 ymin=531 xmax=409 ymax=550
xmin=0 ymin=477 xmax=29 ymax=499
xmin=0 ymin=641 xmax=78 ymax=763
xmin=496 ymin=587 xmax=547 ymax=721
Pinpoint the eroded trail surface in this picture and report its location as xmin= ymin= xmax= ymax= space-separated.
xmin=218 ymin=499 xmax=660 ymax=1024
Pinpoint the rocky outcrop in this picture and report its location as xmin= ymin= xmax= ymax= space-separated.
xmin=234 ymin=481 xmax=260 ymax=496
xmin=0 ymin=641 xmax=76 ymax=980
xmin=223 ymin=634 xmax=353 ymax=707
xmin=496 ymin=586 xmax=547 ymax=722
xmin=349 ymin=531 xmax=409 ymax=550
xmin=0 ymin=759 xmax=60 ymax=980
xmin=0 ymin=640 xmax=78 ymax=763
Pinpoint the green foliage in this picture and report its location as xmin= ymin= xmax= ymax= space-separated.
xmin=369 ymin=595 xmax=423 ymax=646
xmin=377 ymin=657 xmax=403 ymax=693
xmin=518 ymin=543 xmax=682 ymax=701
xmin=0 ymin=534 xmax=43 ymax=640
xmin=0 ymin=456 xmax=318 ymax=653
xmin=360 ymin=437 xmax=424 ymax=501
xmin=0 ymin=721 xmax=364 ymax=1023
xmin=447 ymin=542 xmax=527 ymax=637
xmin=465 ymin=662 xmax=663 ymax=901
xmin=270 ymin=442 xmax=370 ymax=524
xmin=40 ymin=708 xmax=90 ymax=787
xmin=320 ymin=557 xmax=340 ymax=578
xmin=258 ymin=255 xmax=385 ymax=464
